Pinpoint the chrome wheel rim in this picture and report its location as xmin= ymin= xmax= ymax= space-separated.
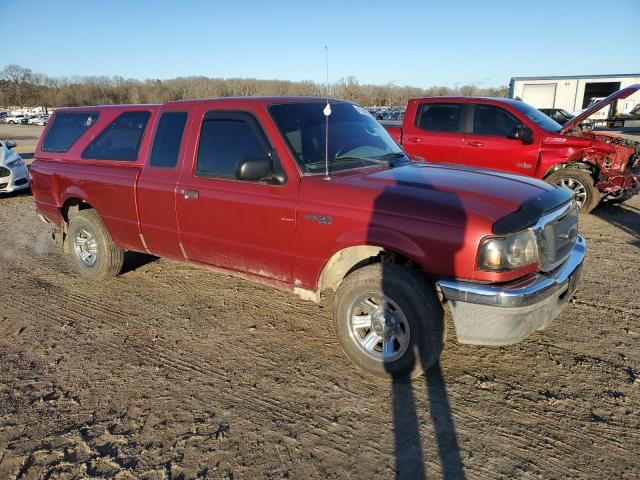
xmin=348 ymin=293 xmax=410 ymax=362
xmin=73 ymin=227 xmax=98 ymax=267
xmin=556 ymin=177 xmax=588 ymax=208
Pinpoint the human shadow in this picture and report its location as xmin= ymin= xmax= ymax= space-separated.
xmin=366 ymin=164 xmax=467 ymax=478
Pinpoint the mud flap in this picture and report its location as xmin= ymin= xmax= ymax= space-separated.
xmin=52 ymin=223 xmax=69 ymax=253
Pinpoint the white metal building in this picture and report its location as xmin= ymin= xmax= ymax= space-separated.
xmin=509 ymin=74 xmax=640 ymax=114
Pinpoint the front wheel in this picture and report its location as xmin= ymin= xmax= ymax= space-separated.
xmin=546 ymin=169 xmax=600 ymax=214
xmin=333 ymin=263 xmax=444 ymax=380
xmin=68 ymin=209 xmax=124 ymax=280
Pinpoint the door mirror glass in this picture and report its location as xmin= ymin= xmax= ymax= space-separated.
xmin=236 ymin=156 xmax=273 ymax=182
xmin=4 ymin=140 xmax=16 ymax=149
xmin=508 ymin=125 xmax=534 ymax=145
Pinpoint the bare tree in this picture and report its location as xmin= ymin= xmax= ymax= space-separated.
xmin=0 ymin=64 xmax=509 ymax=108
xmin=1 ymin=64 xmax=34 ymax=106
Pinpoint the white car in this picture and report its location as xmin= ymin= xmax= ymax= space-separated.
xmin=0 ymin=140 xmax=30 ymax=193
xmin=27 ymin=115 xmax=49 ymax=126
xmin=4 ymin=114 xmax=27 ymax=125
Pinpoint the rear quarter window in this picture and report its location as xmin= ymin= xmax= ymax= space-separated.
xmin=416 ymin=103 xmax=462 ymax=133
xmin=82 ymin=111 xmax=151 ymax=161
xmin=41 ymin=112 xmax=99 ymax=152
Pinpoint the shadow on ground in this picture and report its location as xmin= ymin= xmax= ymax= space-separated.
xmin=121 ymin=251 xmax=159 ymax=274
xmin=390 ymin=365 xmax=466 ymax=479
xmin=593 ymin=201 xmax=640 ymax=248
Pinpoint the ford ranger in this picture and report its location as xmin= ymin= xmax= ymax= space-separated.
xmin=31 ymin=97 xmax=585 ymax=379
xmin=384 ymin=85 xmax=640 ymax=213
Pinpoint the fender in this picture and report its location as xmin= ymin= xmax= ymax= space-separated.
xmin=59 ymin=185 xmax=91 ymax=211
xmin=536 ymin=148 xmax=598 ymax=179
xmin=296 ymin=227 xmax=430 ymax=303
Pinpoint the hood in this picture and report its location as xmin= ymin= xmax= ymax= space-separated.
xmin=0 ymin=143 xmax=21 ymax=166
xmin=331 ymin=163 xmax=563 ymax=229
xmin=562 ymin=84 xmax=640 ymax=133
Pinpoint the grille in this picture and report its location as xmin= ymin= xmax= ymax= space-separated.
xmin=0 ymin=166 xmax=10 ymax=178
xmin=0 ymin=183 xmax=7 ymax=189
xmin=536 ymin=204 xmax=579 ymax=272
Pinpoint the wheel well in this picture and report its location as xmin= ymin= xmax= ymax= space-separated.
xmin=61 ymin=198 xmax=93 ymax=223
xmin=318 ymin=246 xmax=416 ymax=294
xmin=543 ymin=161 xmax=597 ymax=180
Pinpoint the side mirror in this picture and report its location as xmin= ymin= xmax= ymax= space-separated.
xmin=508 ymin=125 xmax=534 ymax=145
xmin=236 ymin=156 xmax=274 ymax=182
xmin=4 ymin=140 xmax=16 ymax=149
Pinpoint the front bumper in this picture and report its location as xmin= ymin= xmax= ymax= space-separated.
xmin=0 ymin=165 xmax=30 ymax=193
xmin=438 ymin=236 xmax=586 ymax=345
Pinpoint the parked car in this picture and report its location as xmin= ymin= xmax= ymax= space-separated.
xmin=629 ymin=104 xmax=640 ymax=118
xmin=0 ymin=140 xmax=30 ymax=193
xmin=539 ymin=108 xmax=574 ymax=125
xmin=31 ymin=98 xmax=585 ymax=379
xmin=28 ymin=115 xmax=49 ymax=126
xmin=383 ymin=85 xmax=640 ymax=213
xmin=4 ymin=114 xmax=27 ymax=124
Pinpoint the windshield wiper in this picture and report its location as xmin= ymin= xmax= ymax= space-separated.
xmin=333 ymin=155 xmax=391 ymax=166
xmin=334 ymin=152 xmax=409 ymax=166
xmin=304 ymin=152 xmax=409 ymax=172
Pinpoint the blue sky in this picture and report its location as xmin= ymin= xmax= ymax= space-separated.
xmin=3 ymin=0 xmax=639 ymax=88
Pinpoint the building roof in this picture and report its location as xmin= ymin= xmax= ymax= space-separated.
xmin=510 ymin=74 xmax=640 ymax=82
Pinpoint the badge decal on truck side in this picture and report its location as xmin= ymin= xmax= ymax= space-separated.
xmin=305 ymin=213 xmax=332 ymax=225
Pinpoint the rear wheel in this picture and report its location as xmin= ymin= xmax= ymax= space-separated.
xmin=333 ymin=263 xmax=444 ymax=380
xmin=546 ymin=169 xmax=600 ymax=214
xmin=68 ymin=210 xmax=124 ymax=280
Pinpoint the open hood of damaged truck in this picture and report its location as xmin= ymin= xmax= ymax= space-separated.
xmin=562 ymin=84 xmax=640 ymax=133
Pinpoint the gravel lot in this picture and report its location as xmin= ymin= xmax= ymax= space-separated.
xmin=0 ymin=124 xmax=639 ymax=479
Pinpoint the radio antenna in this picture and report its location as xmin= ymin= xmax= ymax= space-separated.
xmin=323 ymin=45 xmax=332 ymax=180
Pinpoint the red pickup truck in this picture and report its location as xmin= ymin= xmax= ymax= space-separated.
xmin=31 ymin=97 xmax=585 ymax=379
xmin=384 ymin=85 xmax=640 ymax=213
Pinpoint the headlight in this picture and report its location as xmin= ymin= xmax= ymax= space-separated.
xmin=478 ymin=229 xmax=538 ymax=271
xmin=7 ymin=158 xmax=24 ymax=169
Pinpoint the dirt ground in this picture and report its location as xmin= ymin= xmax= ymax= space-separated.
xmin=0 ymin=126 xmax=639 ymax=479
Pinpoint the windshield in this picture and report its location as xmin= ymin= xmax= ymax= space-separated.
xmin=269 ymin=102 xmax=405 ymax=174
xmin=510 ymin=101 xmax=562 ymax=133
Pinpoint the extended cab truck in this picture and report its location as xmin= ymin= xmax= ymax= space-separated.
xmin=384 ymin=85 xmax=640 ymax=213
xmin=31 ymin=98 xmax=585 ymax=379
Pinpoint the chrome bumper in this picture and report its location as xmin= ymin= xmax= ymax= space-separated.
xmin=438 ymin=236 xmax=586 ymax=345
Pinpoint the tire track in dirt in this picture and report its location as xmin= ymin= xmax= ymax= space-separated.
xmin=2 ymin=194 xmax=640 ymax=478
xmin=1 ymin=263 xmax=394 ymax=477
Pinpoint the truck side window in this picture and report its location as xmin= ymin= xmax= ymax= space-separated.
xmin=416 ymin=104 xmax=462 ymax=133
xmin=82 ymin=111 xmax=151 ymax=161
xmin=472 ymin=105 xmax=520 ymax=137
xmin=196 ymin=114 xmax=271 ymax=180
xmin=42 ymin=112 xmax=99 ymax=152
xmin=149 ymin=112 xmax=188 ymax=168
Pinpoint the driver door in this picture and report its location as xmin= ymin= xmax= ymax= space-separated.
xmin=175 ymin=107 xmax=298 ymax=283
xmin=461 ymin=104 xmax=538 ymax=175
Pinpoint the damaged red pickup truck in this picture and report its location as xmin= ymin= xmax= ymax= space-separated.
xmin=384 ymin=85 xmax=640 ymax=213
xmin=31 ymin=97 xmax=585 ymax=378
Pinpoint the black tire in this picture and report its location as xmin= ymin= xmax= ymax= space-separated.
xmin=546 ymin=168 xmax=600 ymax=214
xmin=67 ymin=209 xmax=124 ymax=280
xmin=333 ymin=263 xmax=444 ymax=380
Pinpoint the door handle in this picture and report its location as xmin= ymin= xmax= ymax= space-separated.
xmin=407 ymin=136 xmax=422 ymax=143
xmin=466 ymin=141 xmax=483 ymax=147
xmin=180 ymin=189 xmax=199 ymax=200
